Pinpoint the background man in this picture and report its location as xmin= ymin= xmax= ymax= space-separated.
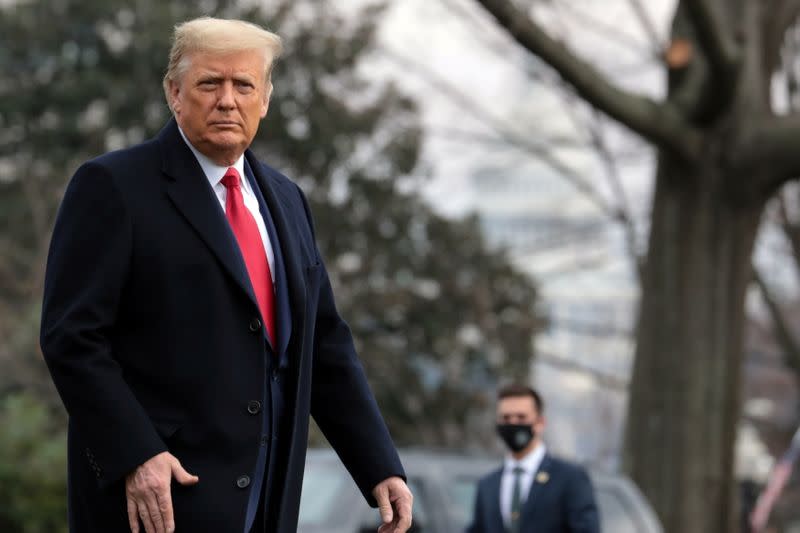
xmin=467 ymin=384 xmax=599 ymax=533
xmin=40 ymin=16 xmax=412 ymax=533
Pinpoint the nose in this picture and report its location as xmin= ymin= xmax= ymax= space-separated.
xmin=216 ymin=81 xmax=236 ymax=110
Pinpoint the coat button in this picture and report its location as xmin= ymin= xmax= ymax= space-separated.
xmin=236 ymin=475 xmax=251 ymax=489
xmin=249 ymin=318 xmax=261 ymax=332
xmin=247 ymin=400 xmax=262 ymax=415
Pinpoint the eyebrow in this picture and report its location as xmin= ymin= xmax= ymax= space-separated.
xmin=196 ymin=71 xmax=256 ymax=82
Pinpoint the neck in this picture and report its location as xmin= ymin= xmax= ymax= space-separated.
xmin=204 ymin=148 xmax=242 ymax=167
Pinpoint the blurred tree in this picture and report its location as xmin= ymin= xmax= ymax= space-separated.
xmin=0 ymin=393 xmax=68 ymax=533
xmin=471 ymin=1 xmax=800 ymax=532
xmin=0 ymin=0 xmax=542 ymax=467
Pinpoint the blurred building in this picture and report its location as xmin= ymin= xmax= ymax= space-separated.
xmin=480 ymin=204 xmax=638 ymax=472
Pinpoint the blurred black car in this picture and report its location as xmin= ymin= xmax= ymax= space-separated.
xmin=298 ymin=448 xmax=663 ymax=533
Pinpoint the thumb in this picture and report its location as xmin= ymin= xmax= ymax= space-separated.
xmin=375 ymin=484 xmax=393 ymax=524
xmin=171 ymin=459 xmax=199 ymax=485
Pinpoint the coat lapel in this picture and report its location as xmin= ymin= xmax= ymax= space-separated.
xmin=243 ymin=158 xmax=291 ymax=358
xmin=244 ymin=152 xmax=307 ymax=351
xmin=158 ymin=120 xmax=259 ymax=312
xmin=521 ymin=454 xmax=553 ymax=524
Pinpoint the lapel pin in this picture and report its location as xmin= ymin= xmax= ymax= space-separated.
xmin=536 ymin=471 xmax=550 ymax=484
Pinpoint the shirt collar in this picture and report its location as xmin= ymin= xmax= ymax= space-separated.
xmin=178 ymin=126 xmax=245 ymax=189
xmin=504 ymin=443 xmax=547 ymax=475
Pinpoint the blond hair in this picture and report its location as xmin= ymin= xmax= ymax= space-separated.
xmin=162 ymin=17 xmax=283 ymax=111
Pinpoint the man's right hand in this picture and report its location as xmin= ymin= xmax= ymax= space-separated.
xmin=125 ymin=451 xmax=199 ymax=533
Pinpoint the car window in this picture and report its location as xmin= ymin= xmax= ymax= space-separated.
xmin=407 ymin=478 xmax=430 ymax=527
xmin=298 ymin=462 xmax=351 ymax=528
xmin=446 ymin=476 xmax=479 ymax=530
xmin=596 ymin=486 xmax=649 ymax=533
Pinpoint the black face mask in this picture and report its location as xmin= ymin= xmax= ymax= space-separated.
xmin=496 ymin=423 xmax=535 ymax=453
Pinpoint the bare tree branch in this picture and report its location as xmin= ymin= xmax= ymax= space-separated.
xmin=427 ymin=127 xmax=587 ymax=150
xmin=778 ymin=193 xmax=800 ymax=266
xmin=683 ymin=0 xmax=741 ymax=76
xmin=552 ymin=1 xmax=651 ymax=56
xmin=537 ymin=350 xmax=629 ymax=391
xmin=437 ymin=0 xmax=551 ymax=85
xmin=753 ymin=265 xmax=800 ymax=373
xmin=584 ymin=109 xmax=645 ymax=281
xmin=541 ymin=74 xmax=646 ymax=279
xmin=473 ymin=0 xmax=702 ymax=161
xmin=378 ymin=46 xmax=619 ymax=217
xmin=741 ymin=114 xmax=800 ymax=192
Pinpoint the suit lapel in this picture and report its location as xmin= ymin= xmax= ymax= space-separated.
xmin=521 ymin=454 xmax=553 ymax=524
xmin=245 ymin=152 xmax=307 ymax=351
xmin=243 ymin=158 xmax=292 ymax=359
xmin=159 ymin=120 xmax=259 ymax=313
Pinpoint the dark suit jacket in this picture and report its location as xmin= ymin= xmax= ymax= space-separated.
xmin=467 ymin=455 xmax=600 ymax=533
xmin=40 ymin=119 xmax=404 ymax=532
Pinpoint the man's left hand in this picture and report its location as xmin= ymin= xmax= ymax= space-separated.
xmin=372 ymin=476 xmax=413 ymax=533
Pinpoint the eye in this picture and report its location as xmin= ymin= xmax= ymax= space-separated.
xmin=235 ymin=81 xmax=255 ymax=93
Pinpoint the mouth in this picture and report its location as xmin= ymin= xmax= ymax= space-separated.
xmin=210 ymin=121 xmax=240 ymax=128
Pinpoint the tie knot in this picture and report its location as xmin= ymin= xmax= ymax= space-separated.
xmin=221 ymin=167 xmax=240 ymax=189
xmin=513 ymin=466 xmax=525 ymax=476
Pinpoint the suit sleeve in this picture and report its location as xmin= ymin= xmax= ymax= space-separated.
xmin=296 ymin=185 xmax=405 ymax=506
xmin=465 ymin=479 xmax=485 ymax=533
xmin=565 ymin=466 xmax=601 ymax=533
xmin=40 ymin=162 xmax=166 ymax=487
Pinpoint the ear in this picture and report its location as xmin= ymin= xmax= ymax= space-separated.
xmin=169 ymin=80 xmax=182 ymax=114
xmin=260 ymin=83 xmax=271 ymax=119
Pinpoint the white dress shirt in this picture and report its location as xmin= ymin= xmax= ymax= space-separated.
xmin=500 ymin=443 xmax=547 ymax=528
xmin=178 ymin=128 xmax=275 ymax=281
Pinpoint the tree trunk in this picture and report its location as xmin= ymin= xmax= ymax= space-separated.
xmin=624 ymin=151 xmax=764 ymax=533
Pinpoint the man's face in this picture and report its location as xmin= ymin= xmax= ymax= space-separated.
xmin=169 ymin=49 xmax=270 ymax=165
xmin=497 ymin=396 xmax=544 ymax=434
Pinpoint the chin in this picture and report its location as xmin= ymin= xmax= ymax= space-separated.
xmin=208 ymin=132 xmax=243 ymax=145
xmin=207 ymin=135 xmax=247 ymax=152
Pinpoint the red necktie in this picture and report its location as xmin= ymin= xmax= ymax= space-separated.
xmin=221 ymin=167 xmax=275 ymax=344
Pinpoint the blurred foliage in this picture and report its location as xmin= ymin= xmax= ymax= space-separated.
xmin=0 ymin=393 xmax=68 ymax=533
xmin=0 ymin=0 xmax=543 ymax=527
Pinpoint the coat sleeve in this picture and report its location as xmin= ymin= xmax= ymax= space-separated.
xmin=565 ymin=466 xmax=601 ymax=533
xmin=295 ymin=185 xmax=405 ymax=506
xmin=40 ymin=161 xmax=166 ymax=487
xmin=465 ymin=479 xmax=485 ymax=533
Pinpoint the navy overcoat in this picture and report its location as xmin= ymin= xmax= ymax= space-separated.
xmin=40 ymin=119 xmax=403 ymax=532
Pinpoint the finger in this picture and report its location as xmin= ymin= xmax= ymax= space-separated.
xmin=145 ymin=491 xmax=166 ymax=533
xmin=374 ymin=485 xmax=393 ymax=524
xmin=172 ymin=460 xmax=199 ymax=485
xmin=157 ymin=488 xmax=175 ymax=533
xmin=378 ymin=518 xmax=398 ymax=533
xmin=138 ymin=500 xmax=156 ymax=533
xmin=394 ymin=501 xmax=413 ymax=533
xmin=127 ymin=496 xmax=140 ymax=533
